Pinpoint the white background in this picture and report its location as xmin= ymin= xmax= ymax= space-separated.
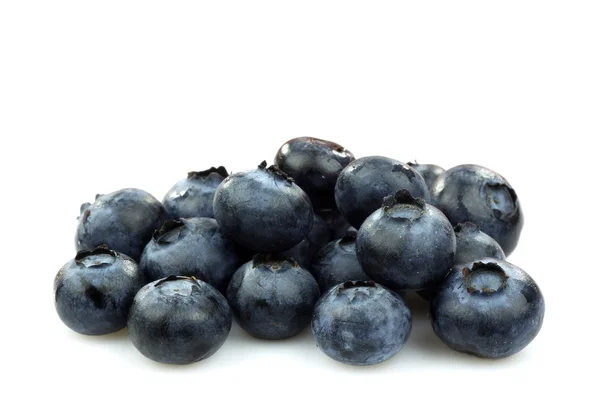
xmin=1 ymin=1 xmax=598 ymax=399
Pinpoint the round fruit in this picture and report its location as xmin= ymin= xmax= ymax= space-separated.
xmin=75 ymin=188 xmax=166 ymax=261
xmin=357 ymin=190 xmax=455 ymax=291
xmin=54 ymin=245 xmax=143 ymax=335
xmin=335 ymin=156 xmax=430 ymax=229
xmin=308 ymin=234 xmax=369 ymax=293
xmin=275 ymin=136 xmax=355 ymax=209
xmin=454 ymin=222 xmax=505 ymax=265
xmin=128 ymin=276 xmax=232 ymax=365
xmin=213 ymin=161 xmax=314 ymax=253
xmin=430 ymin=164 xmax=523 ymax=256
xmin=430 ymin=258 xmax=544 ymax=359
xmin=226 ymin=255 xmax=320 ymax=340
xmin=139 ymin=218 xmax=247 ymax=293
xmin=162 ymin=167 xmax=229 ymax=219
xmin=312 ymin=281 xmax=412 ymax=366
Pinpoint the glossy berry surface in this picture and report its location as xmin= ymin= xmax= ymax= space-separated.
xmin=54 ymin=246 xmax=143 ymax=335
xmin=162 ymin=167 xmax=228 ymax=219
xmin=280 ymin=214 xmax=329 ymax=269
xmin=407 ymin=162 xmax=445 ymax=192
xmin=75 ymin=188 xmax=166 ymax=261
xmin=430 ymin=258 xmax=544 ymax=359
xmin=454 ymin=222 xmax=505 ymax=265
xmin=312 ymin=281 xmax=412 ymax=366
xmin=431 ymin=164 xmax=523 ymax=256
xmin=226 ymin=255 xmax=320 ymax=340
xmin=308 ymin=234 xmax=369 ymax=293
xmin=274 ymin=137 xmax=355 ymax=209
xmin=128 ymin=276 xmax=232 ymax=365
xmin=335 ymin=156 xmax=430 ymax=228
xmin=317 ymin=208 xmax=356 ymax=241
xmin=139 ymin=218 xmax=247 ymax=293
xmin=213 ymin=161 xmax=314 ymax=253
xmin=357 ymin=190 xmax=455 ymax=291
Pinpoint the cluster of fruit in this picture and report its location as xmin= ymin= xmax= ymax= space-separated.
xmin=54 ymin=137 xmax=544 ymax=366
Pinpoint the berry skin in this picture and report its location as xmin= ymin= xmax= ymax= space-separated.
xmin=226 ymin=255 xmax=320 ymax=340
xmin=54 ymin=245 xmax=143 ymax=335
xmin=308 ymin=234 xmax=370 ymax=293
xmin=139 ymin=218 xmax=247 ymax=293
xmin=317 ymin=207 xmax=356 ymax=241
xmin=213 ymin=161 xmax=314 ymax=253
xmin=407 ymin=162 xmax=445 ymax=192
xmin=312 ymin=281 xmax=412 ymax=366
xmin=162 ymin=167 xmax=229 ymax=220
xmin=430 ymin=258 xmax=544 ymax=359
xmin=274 ymin=137 xmax=355 ymax=210
xmin=76 ymin=188 xmax=166 ymax=261
xmin=335 ymin=156 xmax=430 ymax=229
xmin=128 ymin=276 xmax=232 ymax=365
xmin=430 ymin=164 xmax=523 ymax=256
xmin=454 ymin=222 xmax=505 ymax=265
xmin=417 ymin=223 xmax=505 ymax=301
xmin=280 ymin=214 xmax=329 ymax=269
xmin=357 ymin=190 xmax=456 ymax=291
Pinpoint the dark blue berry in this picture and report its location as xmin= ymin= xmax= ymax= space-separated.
xmin=139 ymin=218 xmax=247 ymax=293
xmin=317 ymin=207 xmax=356 ymax=241
xmin=454 ymin=222 xmax=505 ymax=265
xmin=280 ymin=214 xmax=329 ymax=269
xmin=430 ymin=259 xmax=544 ymax=358
xmin=76 ymin=188 xmax=166 ymax=261
xmin=128 ymin=276 xmax=232 ymax=365
xmin=431 ymin=164 xmax=523 ymax=256
xmin=308 ymin=234 xmax=369 ymax=293
xmin=407 ymin=161 xmax=445 ymax=192
xmin=275 ymin=137 xmax=355 ymax=210
xmin=226 ymin=255 xmax=320 ymax=340
xmin=357 ymin=190 xmax=455 ymax=291
xmin=54 ymin=245 xmax=143 ymax=335
xmin=213 ymin=162 xmax=314 ymax=253
xmin=335 ymin=156 xmax=430 ymax=229
xmin=312 ymin=281 xmax=412 ymax=366
xmin=162 ymin=167 xmax=228 ymax=219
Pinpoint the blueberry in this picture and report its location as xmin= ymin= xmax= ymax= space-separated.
xmin=430 ymin=164 xmax=523 ymax=256
xmin=335 ymin=156 xmax=430 ymax=229
xmin=308 ymin=234 xmax=370 ymax=293
xmin=274 ymin=137 xmax=355 ymax=210
xmin=76 ymin=188 xmax=166 ymax=261
xmin=54 ymin=245 xmax=143 ymax=335
xmin=454 ymin=222 xmax=505 ymax=265
xmin=317 ymin=207 xmax=356 ymax=241
xmin=311 ymin=281 xmax=412 ymax=366
xmin=280 ymin=214 xmax=329 ymax=269
xmin=213 ymin=161 xmax=314 ymax=253
xmin=162 ymin=167 xmax=229 ymax=220
xmin=139 ymin=218 xmax=247 ymax=293
xmin=128 ymin=276 xmax=232 ymax=364
xmin=407 ymin=162 xmax=445 ymax=192
xmin=226 ymin=255 xmax=320 ymax=340
xmin=357 ymin=190 xmax=455 ymax=291
xmin=430 ymin=259 xmax=544 ymax=358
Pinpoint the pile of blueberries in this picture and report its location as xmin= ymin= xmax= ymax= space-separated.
xmin=54 ymin=137 xmax=544 ymax=366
